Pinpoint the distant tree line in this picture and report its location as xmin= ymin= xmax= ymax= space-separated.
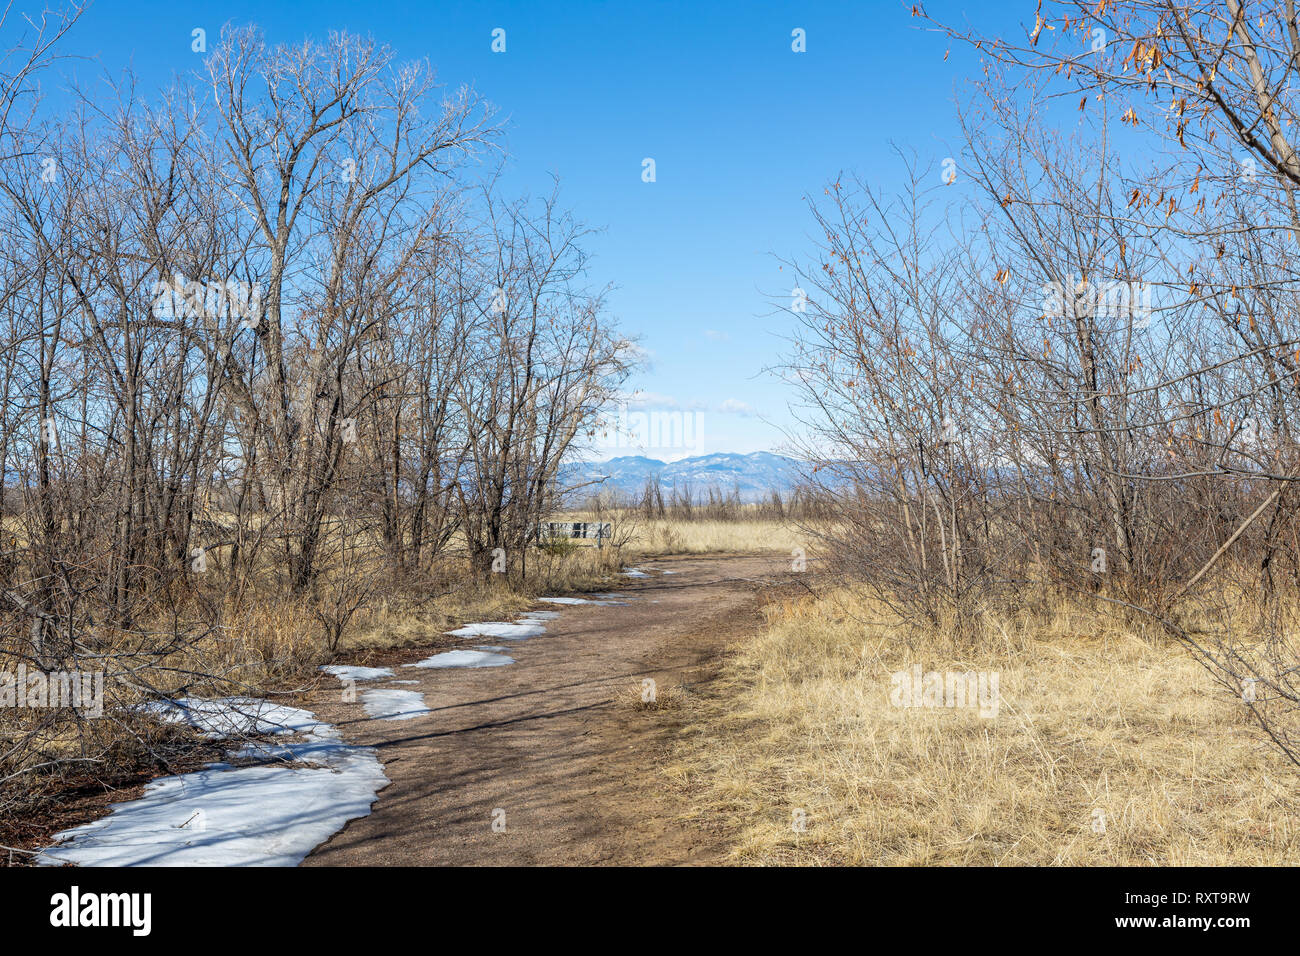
xmin=572 ymin=476 xmax=831 ymax=523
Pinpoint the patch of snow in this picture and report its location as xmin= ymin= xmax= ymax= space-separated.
xmin=405 ymin=649 xmax=515 ymax=669
xmin=621 ymin=567 xmax=649 ymax=578
xmin=139 ymin=697 xmax=311 ymax=740
xmin=39 ymin=698 xmax=387 ymax=867
xmin=361 ymin=689 xmax=430 ymax=722
xmin=320 ymin=664 xmax=394 ymax=682
xmin=538 ymin=593 xmax=628 ymax=606
xmin=445 ymin=621 xmax=545 ymax=640
xmin=517 ymin=610 xmax=561 ymax=621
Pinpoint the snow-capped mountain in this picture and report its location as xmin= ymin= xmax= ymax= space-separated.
xmin=560 ymin=452 xmax=807 ymax=502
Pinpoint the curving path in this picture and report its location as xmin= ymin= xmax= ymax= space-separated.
xmin=301 ymin=553 xmax=786 ymax=866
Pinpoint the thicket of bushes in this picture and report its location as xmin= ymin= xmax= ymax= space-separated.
xmin=0 ymin=16 xmax=630 ymax=815
xmin=784 ymin=2 xmax=1300 ymax=767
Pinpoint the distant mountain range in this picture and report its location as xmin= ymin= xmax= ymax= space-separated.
xmin=560 ymin=452 xmax=808 ymax=503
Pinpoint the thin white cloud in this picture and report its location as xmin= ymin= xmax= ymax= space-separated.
xmin=623 ymin=343 xmax=655 ymax=367
xmin=717 ymin=398 xmax=757 ymax=417
xmin=622 ymin=391 xmax=708 ymax=411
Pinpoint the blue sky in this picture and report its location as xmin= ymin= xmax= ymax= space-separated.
xmin=50 ymin=0 xmax=1024 ymax=459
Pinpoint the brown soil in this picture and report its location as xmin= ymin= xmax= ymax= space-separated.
xmin=302 ymin=553 xmax=791 ymax=866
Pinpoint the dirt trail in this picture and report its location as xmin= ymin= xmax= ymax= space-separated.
xmin=302 ymin=553 xmax=787 ymax=866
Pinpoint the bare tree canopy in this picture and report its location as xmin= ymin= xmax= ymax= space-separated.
xmin=0 ymin=17 xmax=633 ymax=809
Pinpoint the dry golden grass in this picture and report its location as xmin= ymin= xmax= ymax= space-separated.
xmin=634 ymin=519 xmax=806 ymax=555
xmin=617 ymin=678 xmax=689 ymax=712
xmin=186 ymin=599 xmax=323 ymax=693
xmin=667 ymin=588 xmax=1300 ymax=865
xmin=561 ymin=512 xmax=808 ymax=556
xmin=253 ymin=545 xmax=623 ymax=658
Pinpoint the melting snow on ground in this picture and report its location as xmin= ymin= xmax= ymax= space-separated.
xmin=621 ymin=567 xmax=649 ymax=577
xmin=320 ymin=664 xmax=395 ymax=682
xmin=538 ymin=593 xmax=629 ymax=606
xmin=37 ymin=583 xmax=640 ymax=866
xmin=405 ymin=649 xmax=515 ymax=669
xmin=517 ymin=610 xmax=561 ymax=621
xmin=136 ymin=697 xmax=305 ymax=740
xmin=39 ymin=698 xmax=387 ymax=867
xmin=361 ymin=688 xmax=430 ymax=721
xmin=445 ymin=621 xmax=545 ymax=640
